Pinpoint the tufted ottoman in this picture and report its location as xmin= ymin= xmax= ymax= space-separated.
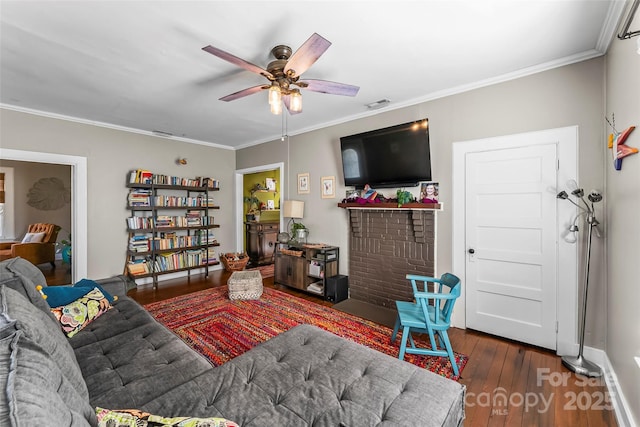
xmin=228 ymin=270 xmax=263 ymax=300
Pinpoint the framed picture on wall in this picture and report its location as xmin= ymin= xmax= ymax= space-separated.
xmin=265 ymin=178 xmax=276 ymax=191
xmin=321 ymin=176 xmax=335 ymax=199
xmin=297 ymin=173 xmax=310 ymax=194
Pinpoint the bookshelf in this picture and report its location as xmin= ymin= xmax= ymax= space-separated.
xmin=125 ymin=170 xmax=221 ymax=289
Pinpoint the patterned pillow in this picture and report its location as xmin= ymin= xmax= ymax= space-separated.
xmin=50 ymin=287 xmax=112 ymax=338
xmin=95 ymin=407 xmax=239 ymax=427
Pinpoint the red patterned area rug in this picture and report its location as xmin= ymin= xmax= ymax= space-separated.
xmin=145 ymin=286 xmax=468 ymax=380
xmin=246 ymin=263 xmax=274 ymax=278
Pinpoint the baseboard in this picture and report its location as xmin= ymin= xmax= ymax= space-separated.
xmin=134 ymin=264 xmax=223 ymax=286
xmin=583 ymin=346 xmax=637 ymax=427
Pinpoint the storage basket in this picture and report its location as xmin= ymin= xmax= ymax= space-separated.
xmin=281 ymin=248 xmax=303 ymax=257
xmin=221 ymin=252 xmax=249 ymax=271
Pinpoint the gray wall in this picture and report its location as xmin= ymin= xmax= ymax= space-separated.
xmin=605 ymin=35 xmax=640 ymax=425
xmin=0 ymin=110 xmax=236 ymax=279
xmin=238 ymin=57 xmax=608 ymax=350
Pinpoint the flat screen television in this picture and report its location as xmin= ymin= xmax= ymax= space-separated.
xmin=339 ymin=119 xmax=431 ymax=189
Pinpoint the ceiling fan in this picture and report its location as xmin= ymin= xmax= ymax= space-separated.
xmin=202 ymin=33 xmax=359 ymax=115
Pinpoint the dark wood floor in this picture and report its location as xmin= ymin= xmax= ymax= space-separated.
xmin=42 ymin=262 xmax=617 ymax=427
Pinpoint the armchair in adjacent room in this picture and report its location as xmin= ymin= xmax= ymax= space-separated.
xmin=0 ymin=223 xmax=61 ymax=267
xmin=391 ymin=273 xmax=462 ymax=376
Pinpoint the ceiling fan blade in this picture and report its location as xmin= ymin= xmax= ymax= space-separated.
xmin=283 ymin=33 xmax=331 ymax=77
xmin=219 ymin=85 xmax=268 ymax=102
xmin=282 ymin=95 xmax=302 ymax=115
xmin=298 ymin=79 xmax=360 ymax=97
xmin=202 ymin=45 xmax=274 ymax=79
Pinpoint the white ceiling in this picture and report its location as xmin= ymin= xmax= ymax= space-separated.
xmin=0 ymin=1 xmax=628 ymax=149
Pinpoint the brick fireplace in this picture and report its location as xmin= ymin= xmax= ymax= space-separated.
xmin=345 ymin=207 xmax=437 ymax=309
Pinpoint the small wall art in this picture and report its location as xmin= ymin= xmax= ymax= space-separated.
xmin=321 ymin=176 xmax=335 ymax=199
xmin=265 ymin=177 xmax=276 ymax=191
xmin=297 ymin=173 xmax=310 ymax=194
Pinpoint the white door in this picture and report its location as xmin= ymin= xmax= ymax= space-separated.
xmin=465 ymin=143 xmax=558 ymax=350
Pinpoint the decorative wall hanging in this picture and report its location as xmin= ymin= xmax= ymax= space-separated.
xmin=297 ymin=173 xmax=310 ymax=194
xmin=321 ymin=176 xmax=335 ymax=199
xmin=27 ymin=177 xmax=71 ymax=210
xmin=606 ymin=114 xmax=637 ymax=170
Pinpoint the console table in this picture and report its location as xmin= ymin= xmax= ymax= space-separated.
xmin=274 ymin=243 xmax=339 ymax=299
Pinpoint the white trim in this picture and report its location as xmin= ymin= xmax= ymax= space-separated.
xmin=0 ymin=148 xmax=87 ymax=282
xmin=0 ymin=167 xmax=15 ymax=240
xmin=581 ymin=347 xmax=638 ymax=427
xmin=0 ymin=104 xmax=234 ymax=151
xmin=451 ymin=126 xmax=578 ymax=355
xmin=234 ymin=163 xmax=285 ymax=252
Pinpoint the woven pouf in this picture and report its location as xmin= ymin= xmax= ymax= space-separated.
xmin=228 ymin=270 xmax=263 ymax=300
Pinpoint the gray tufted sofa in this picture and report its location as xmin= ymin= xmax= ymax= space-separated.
xmin=1 ymin=257 xmax=466 ymax=426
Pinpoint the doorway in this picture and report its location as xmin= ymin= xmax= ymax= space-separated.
xmin=234 ymin=163 xmax=285 ymax=254
xmin=0 ymin=148 xmax=87 ymax=283
xmin=452 ymin=126 xmax=579 ymax=355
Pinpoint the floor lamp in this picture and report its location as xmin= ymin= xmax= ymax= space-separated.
xmin=557 ymin=187 xmax=603 ymax=377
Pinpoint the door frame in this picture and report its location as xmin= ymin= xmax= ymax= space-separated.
xmin=452 ymin=126 xmax=578 ymax=355
xmin=0 ymin=148 xmax=87 ymax=282
xmin=233 ymin=162 xmax=285 ymax=252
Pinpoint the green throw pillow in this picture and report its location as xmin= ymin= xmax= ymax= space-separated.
xmin=50 ymin=288 xmax=112 ymax=338
xmin=95 ymin=407 xmax=239 ymax=427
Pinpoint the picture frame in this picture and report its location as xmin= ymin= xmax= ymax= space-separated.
xmin=419 ymin=181 xmax=439 ymax=203
xmin=297 ymin=173 xmax=310 ymax=194
xmin=321 ymin=176 xmax=336 ymax=199
xmin=265 ymin=178 xmax=276 ymax=191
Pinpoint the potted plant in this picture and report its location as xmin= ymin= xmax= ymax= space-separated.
xmin=57 ymin=234 xmax=72 ymax=265
xmin=243 ymin=195 xmax=261 ymax=221
xmin=290 ymin=222 xmax=309 ymax=242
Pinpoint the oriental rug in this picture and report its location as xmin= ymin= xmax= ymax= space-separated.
xmin=144 ymin=286 xmax=467 ymax=380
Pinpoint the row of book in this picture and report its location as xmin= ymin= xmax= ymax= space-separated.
xmin=128 ymin=169 xmax=220 ymax=189
xmin=128 ymin=189 xmax=152 ymax=207
xmin=126 ymin=249 xmax=219 ymax=276
xmin=152 ymin=195 xmax=216 ymax=207
xmin=128 ymin=234 xmax=218 ymax=252
xmin=126 ymin=215 xmax=215 ymax=230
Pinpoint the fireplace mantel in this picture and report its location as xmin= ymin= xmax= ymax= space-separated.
xmin=337 ymin=202 xmax=442 ymax=210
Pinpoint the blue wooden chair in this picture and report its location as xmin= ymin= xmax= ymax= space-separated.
xmin=391 ymin=273 xmax=461 ymax=376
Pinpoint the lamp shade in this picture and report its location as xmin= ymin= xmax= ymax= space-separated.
xmin=283 ymin=200 xmax=304 ymax=219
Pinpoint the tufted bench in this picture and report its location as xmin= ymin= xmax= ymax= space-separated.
xmin=1 ymin=257 xmax=465 ymax=426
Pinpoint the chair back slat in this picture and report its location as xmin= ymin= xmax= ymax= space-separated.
xmin=407 ymin=273 xmax=461 ymax=327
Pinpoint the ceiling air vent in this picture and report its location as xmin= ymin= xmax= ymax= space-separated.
xmin=365 ymin=99 xmax=391 ymax=110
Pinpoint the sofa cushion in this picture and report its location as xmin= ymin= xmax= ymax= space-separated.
xmin=70 ymin=297 xmax=213 ymax=409
xmin=0 ymin=285 xmax=89 ymax=401
xmin=95 ymin=407 xmax=238 ymax=427
xmin=0 ymin=257 xmax=54 ymax=321
xmin=1 ymin=328 xmax=95 ymax=426
xmin=140 ymin=324 xmax=466 ymax=427
xmin=21 ymin=232 xmax=46 ymax=243
xmin=51 ymin=287 xmax=113 ymax=338
xmin=43 ymin=279 xmax=116 ymax=307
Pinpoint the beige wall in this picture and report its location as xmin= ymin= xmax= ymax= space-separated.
xmin=605 ymin=36 xmax=640 ymax=425
xmin=0 ymin=160 xmax=72 ymax=241
xmin=238 ymin=58 xmax=608 ymax=350
xmin=0 ymin=110 xmax=236 ymax=279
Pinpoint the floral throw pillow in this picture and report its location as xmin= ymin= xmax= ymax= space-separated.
xmin=95 ymin=407 xmax=239 ymax=427
xmin=50 ymin=287 xmax=112 ymax=338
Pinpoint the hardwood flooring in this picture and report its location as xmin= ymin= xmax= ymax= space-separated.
xmin=42 ymin=264 xmax=617 ymax=427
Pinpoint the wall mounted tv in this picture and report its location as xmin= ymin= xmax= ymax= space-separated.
xmin=339 ymin=119 xmax=431 ymax=189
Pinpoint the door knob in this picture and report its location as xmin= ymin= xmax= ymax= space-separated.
xmin=468 ymin=248 xmax=475 ymax=254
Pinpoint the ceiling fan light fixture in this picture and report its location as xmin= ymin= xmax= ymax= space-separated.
xmin=290 ymin=90 xmax=302 ymax=113
xmin=270 ymin=100 xmax=282 ymax=115
xmin=268 ymin=84 xmax=282 ymax=106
